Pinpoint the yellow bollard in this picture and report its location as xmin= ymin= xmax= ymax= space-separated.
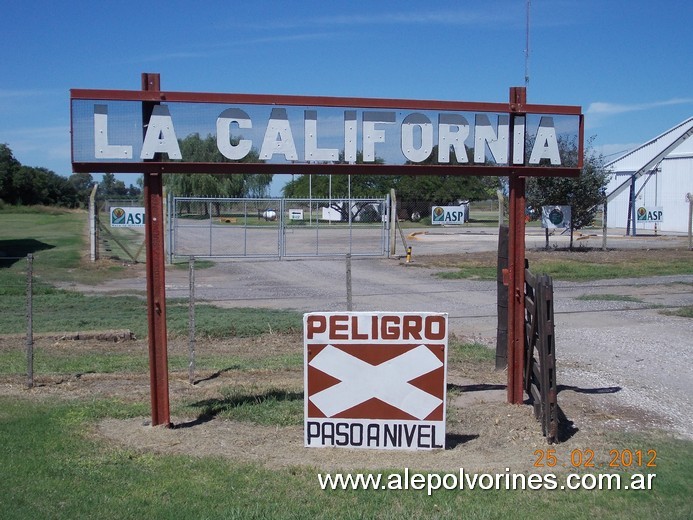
xmin=405 ymin=246 xmax=412 ymax=263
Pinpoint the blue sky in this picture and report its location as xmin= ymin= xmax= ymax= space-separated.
xmin=1 ymin=0 xmax=691 ymax=195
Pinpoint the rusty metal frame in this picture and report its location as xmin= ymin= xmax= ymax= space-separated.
xmin=70 ymin=85 xmax=583 ymax=177
xmin=70 ymin=74 xmax=584 ymax=425
xmin=507 ymin=87 xmax=528 ymax=404
xmin=141 ymin=73 xmax=171 ymax=426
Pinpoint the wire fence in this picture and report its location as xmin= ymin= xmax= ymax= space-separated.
xmin=2 ymin=254 xmax=37 ymax=387
xmin=5 ymin=195 xmax=685 ymax=389
xmin=396 ymin=198 xmax=502 ymax=227
xmin=95 ymin=198 xmax=147 ymax=263
xmin=0 ymin=254 xmax=147 ymax=388
xmin=0 ymin=251 xmax=347 ymax=389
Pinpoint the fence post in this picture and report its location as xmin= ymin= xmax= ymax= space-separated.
xmin=164 ymin=187 xmax=171 ymax=265
xmin=89 ymin=184 xmax=99 ymax=262
xmin=389 ymin=189 xmax=397 ymax=256
xmin=26 ymin=254 xmax=34 ymax=389
xmin=497 ymin=189 xmax=505 ymax=226
xmin=687 ymin=193 xmax=692 ymax=251
xmin=346 ymin=253 xmax=353 ymax=311
xmin=602 ymin=201 xmax=608 ymax=251
xmin=188 ymin=256 xmax=196 ymax=385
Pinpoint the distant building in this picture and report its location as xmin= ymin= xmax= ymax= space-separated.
xmin=605 ymin=117 xmax=693 ymax=234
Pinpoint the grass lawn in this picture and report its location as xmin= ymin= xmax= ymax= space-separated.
xmin=433 ymin=250 xmax=693 ymax=281
xmin=0 ymin=208 xmax=302 ymax=337
xmin=1 ymin=207 xmax=692 ymax=518
xmin=1 ymin=395 xmax=691 ymax=519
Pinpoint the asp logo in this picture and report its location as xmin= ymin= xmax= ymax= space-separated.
xmin=110 ymin=207 xmax=145 ymax=228
xmin=636 ymin=206 xmax=663 ymax=222
xmin=432 ymin=206 xmax=445 ymax=222
xmin=431 ymin=205 xmax=468 ymax=225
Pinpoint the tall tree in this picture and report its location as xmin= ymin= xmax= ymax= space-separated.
xmin=165 ymin=133 xmax=270 ymax=198
xmin=99 ymin=173 xmax=129 ymax=198
xmin=69 ymin=172 xmax=95 ymax=204
xmin=0 ymin=144 xmax=79 ymax=207
xmin=525 ymin=137 xmax=609 ymax=230
xmin=0 ymin=143 xmax=21 ymax=203
xmin=281 ymin=145 xmax=498 ymax=217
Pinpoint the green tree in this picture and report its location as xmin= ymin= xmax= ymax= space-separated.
xmin=69 ymin=172 xmax=95 ymax=204
xmin=0 ymin=143 xmax=21 ymax=203
xmin=525 ymin=137 xmax=608 ymax=230
xmin=165 ymin=133 xmax=270 ymax=199
xmin=281 ymin=146 xmax=498 ymax=220
xmin=397 ymin=144 xmax=498 ymax=204
xmin=4 ymin=163 xmax=78 ymax=207
xmin=99 ymin=173 xmax=129 ymax=198
xmin=0 ymin=144 xmax=80 ymax=207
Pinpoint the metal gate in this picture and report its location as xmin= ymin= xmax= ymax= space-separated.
xmin=170 ymin=197 xmax=389 ymax=259
xmin=96 ymin=198 xmax=147 ymax=262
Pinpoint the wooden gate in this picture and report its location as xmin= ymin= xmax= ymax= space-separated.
xmin=524 ymin=263 xmax=559 ymax=443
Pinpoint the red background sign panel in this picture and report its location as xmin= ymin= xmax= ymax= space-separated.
xmin=307 ymin=343 xmax=446 ymax=421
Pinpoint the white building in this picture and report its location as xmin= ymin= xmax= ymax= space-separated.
xmin=605 ymin=117 xmax=693 ymax=234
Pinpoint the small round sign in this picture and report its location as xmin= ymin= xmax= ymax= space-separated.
xmin=548 ymin=208 xmax=564 ymax=226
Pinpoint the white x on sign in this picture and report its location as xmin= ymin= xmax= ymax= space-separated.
xmin=308 ymin=345 xmax=443 ymax=420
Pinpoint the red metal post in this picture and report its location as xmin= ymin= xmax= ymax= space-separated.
xmin=142 ymin=73 xmax=171 ymax=426
xmin=507 ymin=87 xmax=527 ymax=405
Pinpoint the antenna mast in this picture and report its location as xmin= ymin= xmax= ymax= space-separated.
xmin=525 ymin=0 xmax=531 ymax=90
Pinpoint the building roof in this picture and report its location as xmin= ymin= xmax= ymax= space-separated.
xmin=606 ymin=117 xmax=693 ymax=173
xmin=605 ymin=117 xmax=693 ymax=200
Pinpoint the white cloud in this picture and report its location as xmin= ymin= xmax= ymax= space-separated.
xmin=233 ymin=7 xmax=521 ymax=31
xmin=587 ymin=98 xmax=693 ymax=116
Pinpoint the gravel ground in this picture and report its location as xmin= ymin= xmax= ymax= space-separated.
xmin=57 ymin=228 xmax=693 ymax=441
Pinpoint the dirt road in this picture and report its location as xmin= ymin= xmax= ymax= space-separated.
xmin=60 ymin=228 xmax=693 ymax=441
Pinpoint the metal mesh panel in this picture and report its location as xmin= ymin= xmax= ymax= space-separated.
xmin=97 ymin=199 xmax=146 ymax=262
xmin=172 ymin=197 xmax=387 ymax=259
xmin=173 ymin=198 xmax=281 ymax=258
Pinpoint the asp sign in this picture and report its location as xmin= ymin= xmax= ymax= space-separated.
xmin=431 ymin=205 xmax=469 ymax=225
xmin=110 ymin=207 xmax=145 ymax=227
xmin=304 ymin=312 xmax=448 ymax=450
xmin=636 ymin=206 xmax=663 ymax=223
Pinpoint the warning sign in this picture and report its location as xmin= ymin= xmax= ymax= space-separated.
xmin=304 ymin=312 xmax=448 ymax=450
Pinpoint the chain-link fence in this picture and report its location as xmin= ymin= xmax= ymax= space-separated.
xmin=394 ymin=198 xmax=504 ymax=228
xmin=171 ymin=197 xmax=389 ymax=259
xmin=95 ymin=198 xmax=147 ymax=262
xmin=89 ymin=194 xmax=505 ymax=264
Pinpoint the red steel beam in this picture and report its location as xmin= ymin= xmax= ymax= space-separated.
xmin=142 ymin=73 xmax=171 ymax=427
xmin=74 ymin=75 xmax=580 ymax=421
xmin=507 ymin=87 xmax=527 ymax=405
xmin=70 ymin=87 xmax=582 ymax=115
xmin=71 ymin=161 xmax=581 ymax=177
